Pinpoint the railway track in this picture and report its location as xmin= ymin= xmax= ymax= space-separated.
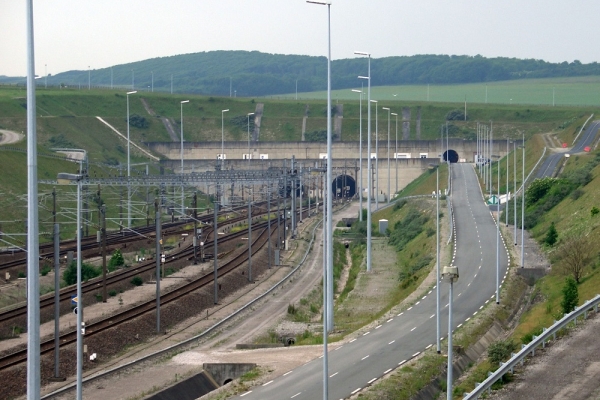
xmin=0 ymin=220 xmax=273 ymax=371
xmin=0 ymin=210 xmax=275 ymax=327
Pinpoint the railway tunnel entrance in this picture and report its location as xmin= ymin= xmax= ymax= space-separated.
xmin=332 ymin=175 xmax=356 ymax=198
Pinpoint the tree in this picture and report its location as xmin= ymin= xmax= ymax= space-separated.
xmin=543 ymin=222 xmax=558 ymax=246
xmin=109 ymin=249 xmax=125 ymax=270
xmin=63 ymin=262 xmax=100 ymax=286
xmin=561 ymin=276 xmax=578 ymax=314
xmin=558 ymin=231 xmax=593 ymax=283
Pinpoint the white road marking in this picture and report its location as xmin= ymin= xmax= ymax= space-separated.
xmin=426 ymin=344 xmax=433 ymax=349
xmin=283 ymin=371 xmax=293 ymax=376
xmin=362 ymin=355 xmax=370 ymax=360
xmin=240 ymin=391 xmax=252 ymax=397
xmin=399 ymin=360 xmax=407 ymax=366
xmin=412 ymin=352 xmax=421 ymax=357
xmin=350 ymin=339 xmax=357 ymax=343
xmin=351 ymin=388 xmax=362 ymax=395
xmin=384 ymin=368 xmax=392 ymax=374
xmin=398 ymin=312 xmax=404 ymax=316
xmin=291 ymin=393 xmax=301 ymax=398
xmin=389 ymin=340 xmax=395 ymax=345
xmin=363 ymin=331 xmax=370 ymax=336
xmin=407 ymin=307 xmax=413 ymax=311
xmin=368 ymin=377 xmax=377 ymax=384
xmin=387 ymin=318 xmax=393 ymax=323
xmin=411 ymin=327 xmax=416 ymax=332
xmin=375 ymin=325 xmax=382 ymax=330
xmin=430 ymin=314 xmax=435 ymax=319
xmin=263 ymin=380 xmax=274 ymax=386
xmin=329 ymin=372 xmax=338 ymax=378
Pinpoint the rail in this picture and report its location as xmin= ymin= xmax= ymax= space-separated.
xmin=463 ymin=294 xmax=600 ymax=399
xmin=41 ymin=204 xmax=325 ymax=399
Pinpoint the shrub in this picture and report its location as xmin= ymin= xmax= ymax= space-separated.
xmin=109 ymin=249 xmax=125 ymax=269
xmin=130 ymin=276 xmax=143 ymax=286
xmin=108 ymin=289 xmax=117 ymax=297
xmin=40 ymin=264 xmax=52 ymax=276
xmin=62 ymin=262 xmax=100 ymax=286
xmin=287 ymin=304 xmax=297 ymax=315
xmin=127 ymin=114 xmax=149 ymax=129
xmin=561 ymin=276 xmax=578 ymax=314
xmin=543 ymin=222 xmax=558 ymax=246
xmin=570 ymin=188 xmax=584 ymax=200
xmin=591 ymin=207 xmax=599 ymax=217
xmin=488 ymin=340 xmax=517 ymax=365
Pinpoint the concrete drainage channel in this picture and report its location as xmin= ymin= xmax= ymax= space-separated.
xmin=146 ymin=363 xmax=257 ymax=400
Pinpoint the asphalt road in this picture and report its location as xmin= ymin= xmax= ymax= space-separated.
xmin=235 ymin=163 xmax=509 ymax=399
xmin=535 ymin=120 xmax=600 ymax=179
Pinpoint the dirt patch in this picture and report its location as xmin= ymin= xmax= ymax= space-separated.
xmin=0 ymin=129 xmax=24 ymax=145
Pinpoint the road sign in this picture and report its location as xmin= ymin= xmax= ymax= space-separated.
xmin=71 ymin=295 xmax=77 ymax=305
xmin=487 ymin=195 xmax=499 ymax=205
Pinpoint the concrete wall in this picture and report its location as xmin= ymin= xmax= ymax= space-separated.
xmin=203 ymin=363 xmax=257 ymax=386
xmin=148 ymin=139 xmax=509 ymax=163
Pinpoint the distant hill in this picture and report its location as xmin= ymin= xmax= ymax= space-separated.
xmin=4 ymin=51 xmax=600 ymax=97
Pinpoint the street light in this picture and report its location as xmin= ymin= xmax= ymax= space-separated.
xmin=126 ymin=90 xmax=137 ymax=229
xmin=382 ymin=107 xmax=391 ymax=203
xmin=88 ymin=66 xmax=90 ymax=90
xmin=56 ymin=172 xmax=84 ymax=400
xmin=443 ymin=265 xmax=459 ymax=400
xmin=521 ymin=132 xmax=525 ymax=267
xmin=356 ymin=50 xmax=372 ymax=273
xmin=221 ymin=109 xmax=229 ymax=166
xmin=371 ymin=100 xmax=379 ymax=209
xmin=247 ymin=112 xmax=255 ymax=167
xmin=352 ymin=88 xmax=363 ymax=221
xmin=180 ymin=100 xmax=190 ymax=217
xmin=309 ymin=3 xmax=332 ymax=399
xmin=392 ymin=112 xmax=398 ymax=194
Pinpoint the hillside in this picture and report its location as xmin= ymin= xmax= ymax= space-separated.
xmin=3 ymin=52 xmax=600 ymax=97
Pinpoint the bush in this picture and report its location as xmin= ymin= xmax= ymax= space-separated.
xmin=488 ymin=339 xmax=517 ymax=365
xmin=570 ymin=188 xmax=584 ymax=200
xmin=109 ymin=249 xmax=125 ymax=270
xmin=543 ymin=222 xmax=558 ymax=246
xmin=40 ymin=264 xmax=52 ymax=276
xmin=130 ymin=276 xmax=143 ymax=286
xmin=561 ymin=276 xmax=578 ymax=314
xmin=108 ymin=289 xmax=117 ymax=297
xmin=63 ymin=262 xmax=100 ymax=286
xmin=591 ymin=207 xmax=599 ymax=217
xmin=127 ymin=114 xmax=149 ymax=129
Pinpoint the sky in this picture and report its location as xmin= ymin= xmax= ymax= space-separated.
xmin=2 ymin=0 xmax=600 ymax=77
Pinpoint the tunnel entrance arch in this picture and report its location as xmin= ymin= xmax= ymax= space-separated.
xmin=332 ymin=175 xmax=356 ymax=198
xmin=443 ymin=149 xmax=459 ymax=163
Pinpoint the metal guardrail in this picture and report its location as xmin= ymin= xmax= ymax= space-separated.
xmin=463 ymin=294 xmax=600 ymax=399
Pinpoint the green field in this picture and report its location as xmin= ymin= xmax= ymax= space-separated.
xmin=282 ymin=76 xmax=600 ymax=107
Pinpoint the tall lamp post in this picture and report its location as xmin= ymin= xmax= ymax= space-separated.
xmin=88 ymin=66 xmax=90 ymax=90
xmin=382 ymin=107 xmax=391 ymax=203
xmin=308 ymin=3 xmax=332 ymax=399
xmin=372 ymin=100 xmax=379 ymax=209
xmin=126 ymin=90 xmax=137 ymax=228
xmin=355 ymin=51 xmax=372 ymax=272
xmin=247 ymin=112 xmax=255 ymax=166
xmin=57 ymin=173 xmax=84 ymax=400
xmin=26 ymin=2 xmax=41 ymax=396
xmin=392 ymin=112 xmax=398 ymax=194
xmin=351 ymin=88 xmax=363 ymax=221
xmin=521 ymin=132 xmax=525 ymax=267
xmin=221 ymin=109 xmax=229 ymax=167
xmin=180 ymin=100 xmax=190 ymax=217
xmin=443 ymin=265 xmax=459 ymax=400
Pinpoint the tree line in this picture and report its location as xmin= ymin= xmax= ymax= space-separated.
xmin=10 ymin=51 xmax=600 ymax=97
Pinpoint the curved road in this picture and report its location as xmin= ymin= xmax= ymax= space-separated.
xmin=535 ymin=120 xmax=600 ymax=179
xmin=236 ymin=163 xmax=509 ymax=399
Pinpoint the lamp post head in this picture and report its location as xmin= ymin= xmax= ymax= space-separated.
xmin=57 ymin=173 xmax=82 ymax=185
xmin=442 ymin=265 xmax=459 ymax=282
xmin=126 ymin=90 xmax=137 ymax=95
xmin=247 ymin=112 xmax=254 ymax=116
xmin=351 ymin=89 xmax=362 ymax=93
xmin=358 ymin=76 xmax=370 ymax=80
xmin=307 ymin=0 xmax=331 ymax=5
xmin=391 ymin=112 xmax=398 ymax=116
xmin=222 ymin=109 xmax=229 ymax=113
xmin=181 ymin=100 xmax=189 ymax=104
xmin=370 ymin=99 xmax=378 ymax=103
xmin=354 ymin=51 xmax=370 ymax=57
xmin=382 ymin=107 xmax=390 ymax=111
